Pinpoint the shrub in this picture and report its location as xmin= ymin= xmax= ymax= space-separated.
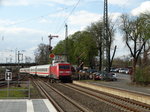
xmin=135 ymin=66 xmax=150 ymax=85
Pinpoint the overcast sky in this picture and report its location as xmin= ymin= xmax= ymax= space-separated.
xmin=0 ymin=0 xmax=150 ymax=63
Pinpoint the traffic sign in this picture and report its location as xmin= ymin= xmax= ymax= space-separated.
xmin=49 ymin=53 xmax=55 ymax=58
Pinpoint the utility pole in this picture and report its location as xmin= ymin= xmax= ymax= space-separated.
xmin=15 ymin=48 xmax=17 ymax=63
xmin=18 ymin=51 xmax=23 ymax=63
xmin=17 ymin=51 xmax=21 ymax=87
xmin=65 ymin=24 xmax=68 ymax=62
xmin=103 ymin=0 xmax=110 ymax=72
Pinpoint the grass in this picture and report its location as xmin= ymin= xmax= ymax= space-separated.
xmin=0 ymin=86 xmax=28 ymax=99
xmin=0 ymin=83 xmax=44 ymax=99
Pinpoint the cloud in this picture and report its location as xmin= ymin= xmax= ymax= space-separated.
xmin=108 ymin=0 xmax=130 ymax=6
xmin=113 ymin=32 xmax=130 ymax=58
xmin=131 ymin=1 xmax=150 ymax=16
xmin=0 ymin=27 xmax=49 ymax=50
xmin=109 ymin=12 xmax=122 ymax=21
xmin=67 ymin=11 xmax=121 ymax=34
xmin=1 ymin=0 xmax=29 ymax=6
xmin=38 ymin=18 xmax=52 ymax=24
xmin=47 ymin=0 xmax=77 ymax=6
xmin=0 ymin=0 xmax=77 ymax=6
xmin=46 ymin=11 xmax=99 ymax=35
xmin=0 ymin=19 xmax=16 ymax=26
xmin=49 ymin=11 xmax=69 ymax=18
xmin=69 ymin=10 xmax=101 ymax=26
xmin=82 ymin=0 xmax=131 ymax=6
xmin=0 ymin=27 xmax=45 ymax=35
xmin=0 ymin=27 xmax=50 ymax=62
xmin=4 ymin=0 xmax=129 ymax=7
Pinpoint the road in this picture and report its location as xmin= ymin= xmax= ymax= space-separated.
xmin=116 ymin=73 xmax=131 ymax=81
xmin=90 ymin=73 xmax=150 ymax=95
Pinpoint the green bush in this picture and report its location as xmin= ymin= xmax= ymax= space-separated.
xmin=135 ymin=66 xmax=150 ymax=85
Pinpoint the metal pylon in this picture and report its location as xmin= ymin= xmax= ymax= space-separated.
xmin=103 ymin=0 xmax=110 ymax=72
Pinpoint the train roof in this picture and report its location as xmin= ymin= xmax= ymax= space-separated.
xmin=52 ymin=60 xmax=69 ymax=64
xmin=36 ymin=64 xmax=51 ymax=68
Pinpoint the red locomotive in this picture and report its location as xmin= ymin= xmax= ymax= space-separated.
xmin=50 ymin=62 xmax=72 ymax=81
xmin=20 ymin=55 xmax=72 ymax=82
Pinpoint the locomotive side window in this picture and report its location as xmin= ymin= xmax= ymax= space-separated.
xmin=59 ymin=65 xmax=70 ymax=69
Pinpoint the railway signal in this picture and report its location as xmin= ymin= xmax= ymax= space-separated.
xmin=48 ymin=34 xmax=58 ymax=53
xmin=49 ymin=46 xmax=52 ymax=51
xmin=49 ymin=53 xmax=55 ymax=58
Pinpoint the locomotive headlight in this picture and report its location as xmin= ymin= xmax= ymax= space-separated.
xmin=59 ymin=71 xmax=64 ymax=73
xmin=66 ymin=71 xmax=71 ymax=73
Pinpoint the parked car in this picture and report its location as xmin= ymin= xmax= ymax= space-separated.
xmin=110 ymin=68 xmax=116 ymax=72
xmin=87 ymin=69 xmax=97 ymax=74
xmin=91 ymin=71 xmax=106 ymax=80
xmin=110 ymin=68 xmax=120 ymax=72
xmin=119 ymin=68 xmax=129 ymax=74
xmin=105 ymin=73 xmax=117 ymax=81
xmin=91 ymin=71 xmax=117 ymax=81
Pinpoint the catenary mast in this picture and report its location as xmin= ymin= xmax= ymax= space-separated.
xmin=103 ymin=0 xmax=111 ymax=72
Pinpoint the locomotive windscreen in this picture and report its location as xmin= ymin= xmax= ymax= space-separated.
xmin=59 ymin=65 xmax=70 ymax=69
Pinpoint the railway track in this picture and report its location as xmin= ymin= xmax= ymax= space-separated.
xmin=31 ymin=77 xmax=150 ymax=112
xmin=0 ymin=77 xmax=18 ymax=87
xmin=60 ymin=83 xmax=150 ymax=112
xmin=0 ymin=74 xmax=29 ymax=88
xmin=32 ymin=78 xmax=91 ymax=112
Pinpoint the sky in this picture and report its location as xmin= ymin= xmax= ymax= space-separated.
xmin=0 ymin=0 xmax=150 ymax=63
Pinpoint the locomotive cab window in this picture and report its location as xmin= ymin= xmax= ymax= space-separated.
xmin=59 ymin=65 xmax=70 ymax=69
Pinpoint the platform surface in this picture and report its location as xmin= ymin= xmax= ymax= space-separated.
xmin=0 ymin=99 xmax=57 ymax=112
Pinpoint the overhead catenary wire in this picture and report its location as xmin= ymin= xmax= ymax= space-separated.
xmin=55 ymin=0 xmax=81 ymax=34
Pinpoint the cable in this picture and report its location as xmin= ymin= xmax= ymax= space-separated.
xmin=55 ymin=0 xmax=81 ymax=34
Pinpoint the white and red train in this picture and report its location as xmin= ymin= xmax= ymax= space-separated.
xmin=19 ymin=62 xmax=72 ymax=82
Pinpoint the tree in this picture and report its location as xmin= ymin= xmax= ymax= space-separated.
xmin=52 ymin=40 xmax=65 ymax=54
xmin=73 ymin=31 xmax=97 ymax=67
xmin=86 ymin=19 xmax=116 ymax=71
xmin=86 ymin=21 xmax=103 ymax=70
xmin=120 ymin=13 xmax=150 ymax=82
xmin=53 ymin=31 xmax=97 ymax=67
xmin=34 ymin=43 xmax=50 ymax=64
xmin=104 ymin=19 xmax=116 ymax=72
xmin=139 ymin=13 xmax=150 ymax=66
